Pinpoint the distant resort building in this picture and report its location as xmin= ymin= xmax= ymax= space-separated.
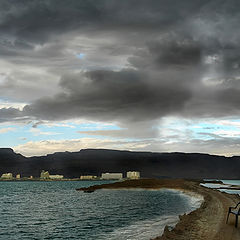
xmin=16 ymin=174 xmax=21 ymax=179
xmin=40 ymin=170 xmax=50 ymax=179
xmin=80 ymin=175 xmax=97 ymax=180
xmin=40 ymin=170 xmax=63 ymax=180
xmin=127 ymin=171 xmax=140 ymax=179
xmin=101 ymin=173 xmax=123 ymax=180
xmin=1 ymin=173 xmax=13 ymax=180
xmin=0 ymin=170 xmax=140 ymax=181
xmin=49 ymin=175 xmax=64 ymax=180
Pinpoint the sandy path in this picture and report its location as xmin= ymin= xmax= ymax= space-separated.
xmin=212 ymin=191 xmax=240 ymax=240
xmin=76 ymin=179 xmax=240 ymax=240
xmin=154 ymin=185 xmax=240 ymax=240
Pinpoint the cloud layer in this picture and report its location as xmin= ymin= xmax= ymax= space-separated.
xmin=1 ymin=0 xmax=240 ymax=155
xmin=1 ymin=0 xmax=240 ymax=124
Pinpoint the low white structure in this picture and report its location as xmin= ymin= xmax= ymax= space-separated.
xmin=101 ymin=173 xmax=123 ymax=180
xmin=80 ymin=175 xmax=97 ymax=180
xmin=1 ymin=173 xmax=13 ymax=179
xmin=49 ymin=175 xmax=64 ymax=180
xmin=127 ymin=171 xmax=140 ymax=179
xmin=16 ymin=174 xmax=21 ymax=179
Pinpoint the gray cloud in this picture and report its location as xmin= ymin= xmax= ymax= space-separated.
xmin=22 ymin=69 xmax=191 ymax=123
xmin=148 ymin=35 xmax=202 ymax=67
xmin=0 ymin=107 xmax=27 ymax=123
xmin=1 ymin=0 xmax=240 ymax=127
xmin=78 ymin=121 xmax=160 ymax=139
xmin=0 ymin=0 xmax=209 ymax=45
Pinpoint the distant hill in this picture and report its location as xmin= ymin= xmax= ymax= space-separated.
xmin=0 ymin=148 xmax=240 ymax=179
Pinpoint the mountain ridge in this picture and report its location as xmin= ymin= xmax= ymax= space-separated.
xmin=0 ymin=148 xmax=239 ymax=179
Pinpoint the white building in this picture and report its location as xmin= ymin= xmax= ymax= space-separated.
xmin=40 ymin=170 xmax=50 ymax=179
xmin=16 ymin=174 xmax=21 ymax=179
xmin=127 ymin=171 xmax=140 ymax=179
xmin=49 ymin=175 xmax=64 ymax=180
xmin=80 ymin=175 xmax=97 ymax=180
xmin=1 ymin=173 xmax=13 ymax=179
xmin=101 ymin=173 xmax=123 ymax=180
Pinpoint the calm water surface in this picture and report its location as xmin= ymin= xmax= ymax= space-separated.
xmin=0 ymin=181 xmax=202 ymax=240
xmin=202 ymin=179 xmax=240 ymax=195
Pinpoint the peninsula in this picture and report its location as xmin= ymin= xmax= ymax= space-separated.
xmin=77 ymin=179 xmax=240 ymax=240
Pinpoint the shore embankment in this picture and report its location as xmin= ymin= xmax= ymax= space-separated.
xmin=77 ymin=178 xmax=240 ymax=240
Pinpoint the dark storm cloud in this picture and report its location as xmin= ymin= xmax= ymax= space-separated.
xmin=0 ymin=0 xmax=210 ymax=65
xmin=0 ymin=0 xmax=208 ymax=44
xmin=147 ymin=35 xmax=202 ymax=66
xmin=22 ymin=69 xmax=191 ymax=123
xmin=1 ymin=0 xmax=240 ymax=125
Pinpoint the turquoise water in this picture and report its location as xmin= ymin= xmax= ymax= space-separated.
xmin=0 ymin=181 xmax=202 ymax=240
xmin=202 ymin=179 xmax=240 ymax=195
xmin=221 ymin=180 xmax=240 ymax=186
xmin=220 ymin=180 xmax=240 ymax=194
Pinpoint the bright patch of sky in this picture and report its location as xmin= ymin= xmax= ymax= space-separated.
xmin=0 ymin=121 xmax=122 ymax=148
xmin=76 ymin=53 xmax=85 ymax=59
xmin=0 ymin=99 xmax=26 ymax=109
xmin=160 ymin=117 xmax=240 ymax=141
xmin=2 ymin=117 xmax=240 ymax=155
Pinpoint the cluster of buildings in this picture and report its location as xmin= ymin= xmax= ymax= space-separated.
xmin=0 ymin=173 xmax=33 ymax=180
xmin=0 ymin=171 xmax=64 ymax=180
xmin=1 ymin=173 xmax=14 ymax=180
xmin=0 ymin=170 xmax=140 ymax=181
xmin=0 ymin=173 xmax=26 ymax=180
xmin=80 ymin=171 xmax=140 ymax=180
xmin=40 ymin=170 xmax=64 ymax=180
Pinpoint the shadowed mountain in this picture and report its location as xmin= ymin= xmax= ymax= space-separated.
xmin=0 ymin=148 xmax=240 ymax=179
xmin=0 ymin=148 xmax=29 ymax=175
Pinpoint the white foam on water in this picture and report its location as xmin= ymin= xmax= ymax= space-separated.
xmin=98 ymin=214 xmax=179 ymax=240
xmin=181 ymin=192 xmax=204 ymax=212
xmin=98 ymin=189 xmax=203 ymax=240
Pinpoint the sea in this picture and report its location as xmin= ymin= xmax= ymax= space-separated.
xmin=201 ymin=179 xmax=240 ymax=195
xmin=0 ymin=181 xmax=203 ymax=240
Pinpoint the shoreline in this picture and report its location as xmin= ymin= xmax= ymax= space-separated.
xmin=77 ymin=178 xmax=240 ymax=240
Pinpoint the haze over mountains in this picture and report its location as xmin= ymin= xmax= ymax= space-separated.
xmin=0 ymin=148 xmax=239 ymax=179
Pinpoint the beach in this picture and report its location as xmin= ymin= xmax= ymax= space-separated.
xmin=77 ymin=179 xmax=240 ymax=240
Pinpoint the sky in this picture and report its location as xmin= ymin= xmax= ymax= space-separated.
xmin=1 ymin=0 xmax=240 ymax=156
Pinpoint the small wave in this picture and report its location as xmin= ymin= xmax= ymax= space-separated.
xmin=98 ymin=214 xmax=179 ymax=240
xmin=98 ymin=190 xmax=203 ymax=240
xmin=160 ymin=189 xmax=203 ymax=212
xmin=178 ymin=191 xmax=203 ymax=212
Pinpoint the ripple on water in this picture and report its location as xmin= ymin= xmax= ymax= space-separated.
xmin=0 ymin=181 xmax=202 ymax=240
